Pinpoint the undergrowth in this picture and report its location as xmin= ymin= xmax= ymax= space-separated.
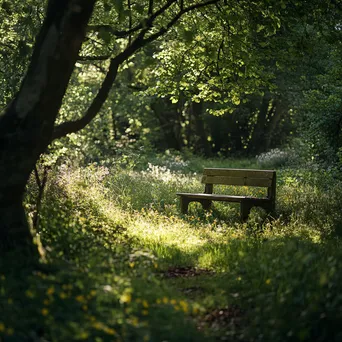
xmin=1 ymin=155 xmax=342 ymax=341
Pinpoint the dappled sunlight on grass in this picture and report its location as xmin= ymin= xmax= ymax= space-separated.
xmin=13 ymin=161 xmax=342 ymax=341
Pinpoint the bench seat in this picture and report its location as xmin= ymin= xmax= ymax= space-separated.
xmin=176 ymin=192 xmax=270 ymax=203
xmin=176 ymin=168 xmax=276 ymax=221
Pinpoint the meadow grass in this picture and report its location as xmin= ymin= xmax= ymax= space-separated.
xmin=1 ymin=156 xmax=342 ymax=341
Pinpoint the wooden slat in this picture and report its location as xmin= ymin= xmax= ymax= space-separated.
xmin=203 ymin=168 xmax=275 ymax=179
xmin=176 ymin=193 xmax=245 ymax=202
xmin=201 ymin=175 xmax=273 ymax=187
xmin=176 ymin=192 xmax=270 ymax=203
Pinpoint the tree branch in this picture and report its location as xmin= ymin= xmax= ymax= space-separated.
xmin=142 ymin=0 xmax=220 ymax=45
xmin=52 ymin=0 xmax=219 ymax=140
xmin=87 ymin=0 xmax=177 ymax=38
xmin=148 ymin=0 xmax=154 ymax=15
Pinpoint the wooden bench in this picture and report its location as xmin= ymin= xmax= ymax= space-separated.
xmin=177 ymin=168 xmax=276 ymax=221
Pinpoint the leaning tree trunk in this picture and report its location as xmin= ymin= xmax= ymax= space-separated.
xmin=0 ymin=0 xmax=96 ymax=258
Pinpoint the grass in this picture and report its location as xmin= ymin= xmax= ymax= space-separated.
xmin=1 ymin=155 xmax=342 ymax=341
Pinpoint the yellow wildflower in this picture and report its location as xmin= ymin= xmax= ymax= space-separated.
xmin=104 ymin=327 xmax=116 ymax=335
xmin=41 ymin=308 xmax=49 ymax=316
xmin=142 ymin=309 xmax=149 ymax=316
xmin=192 ymin=307 xmax=199 ymax=315
xmin=170 ymin=299 xmax=177 ymax=305
xmin=179 ymin=300 xmax=188 ymax=313
xmin=162 ymin=297 xmax=169 ymax=304
xmin=59 ymin=292 xmax=67 ymax=299
xmin=156 ymin=298 xmax=161 ymax=304
xmin=265 ymin=279 xmax=271 ymax=285
xmin=82 ymin=305 xmax=88 ymax=311
xmin=76 ymin=295 xmax=85 ymax=303
xmin=43 ymin=299 xmax=50 ymax=306
xmin=142 ymin=300 xmax=149 ymax=308
xmin=131 ymin=317 xmax=139 ymax=327
xmin=46 ymin=287 xmax=54 ymax=296
xmin=0 ymin=323 xmax=5 ymax=332
xmin=92 ymin=321 xmax=103 ymax=330
xmin=120 ymin=293 xmax=132 ymax=304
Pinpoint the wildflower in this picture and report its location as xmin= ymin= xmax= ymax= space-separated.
xmin=162 ymin=297 xmax=169 ymax=304
xmin=192 ymin=307 xmax=199 ymax=315
xmin=46 ymin=287 xmax=54 ymax=296
xmin=59 ymin=292 xmax=67 ymax=299
xmin=82 ymin=305 xmax=88 ymax=311
xmin=156 ymin=298 xmax=161 ymax=304
xmin=170 ymin=299 xmax=177 ymax=305
xmin=142 ymin=309 xmax=149 ymax=316
xmin=265 ymin=279 xmax=271 ymax=285
xmin=120 ymin=293 xmax=132 ymax=304
xmin=41 ymin=308 xmax=49 ymax=316
xmin=0 ymin=323 xmax=5 ymax=332
xmin=76 ymin=295 xmax=85 ymax=303
xmin=142 ymin=300 xmax=149 ymax=308
xmin=105 ymin=327 xmax=116 ymax=335
xmin=43 ymin=299 xmax=50 ymax=306
xmin=131 ymin=317 xmax=139 ymax=327
xmin=179 ymin=300 xmax=188 ymax=313
xmin=92 ymin=321 xmax=102 ymax=330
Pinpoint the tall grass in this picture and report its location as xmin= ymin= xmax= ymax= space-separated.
xmin=1 ymin=154 xmax=342 ymax=341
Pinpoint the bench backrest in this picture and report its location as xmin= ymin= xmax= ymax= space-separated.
xmin=201 ymin=168 xmax=276 ymax=199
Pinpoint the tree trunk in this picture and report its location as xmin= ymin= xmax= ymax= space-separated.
xmin=190 ymin=101 xmax=212 ymax=156
xmin=248 ymin=93 xmax=271 ymax=155
xmin=264 ymin=99 xmax=287 ymax=151
xmin=0 ymin=0 xmax=96 ymax=258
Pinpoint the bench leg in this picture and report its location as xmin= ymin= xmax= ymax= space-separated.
xmin=180 ymin=197 xmax=191 ymax=214
xmin=201 ymin=199 xmax=212 ymax=211
xmin=240 ymin=201 xmax=253 ymax=222
xmin=261 ymin=201 xmax=275 ymax=216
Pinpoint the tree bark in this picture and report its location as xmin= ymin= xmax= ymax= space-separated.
xmin=248 ymin=93 xmax=271 ymax=155
xmin=0 ymin=0 xmax=96 ymax=258
xmin=264 ymin=99 xmax=288 ymax=151
xmin=190 ymin=101 xmax=212 ymax=156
